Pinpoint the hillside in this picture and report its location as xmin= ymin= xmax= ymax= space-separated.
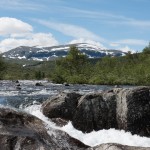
xmin=2 ymin=43 xmax=126 ymax=61
xmin=1 ymin=44 xmax=150 ymax=86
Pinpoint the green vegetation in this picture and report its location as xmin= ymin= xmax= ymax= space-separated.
xmin=0 ymin=56 xmax=6 ymax=79
xmin=52 ymin=44 xmax=150 ymax=85
xmin=52 ymin=46 xmax=91 ymax=84
xmin=143 ymin=42 xmax=150 ymax=54
xmin=1 ymin=44 xmax=150 ymax=85
xmin=2 ymin=59 xmax=55 ymax=80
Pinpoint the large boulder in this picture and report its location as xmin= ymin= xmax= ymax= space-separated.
xmin=42 ymin=92 xmax=81 ymax=120
xmin=73 ymin=86 xmax=150 ymax=135
xmin=102 ymin=90 xmax=118 ymax=129
xmin=114 ymin=87 xmax=150 ymax=137
xmin=0 ymin=106 xmax=89 ymax=150
xmin=89 ymin=143 xmax=150 ymax=150
xmin=41 ymin=86 xmax=150 ymax=137
xmin=72 ymin=93 xmax=115 ymax=133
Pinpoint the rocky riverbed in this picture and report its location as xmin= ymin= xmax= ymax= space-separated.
xmin=0 ymin=80 xmax=150 ymax=150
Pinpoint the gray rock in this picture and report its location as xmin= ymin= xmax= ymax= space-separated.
xmin=89 ymin=143 xmax=150 ymax=150
xmin=102 ymin=90 xmax=118 ymax=129
xmin=0 ymin=106 xmax=89 ymax=150
xmin=41 ymin=86 xmax=150 ymax=137
xmin=73 ymin=86 xmax=150 ymax=135
xmin=115 ymin=87 xmax=150 ymax=137
xmin=41 ymin=92 xmax=82 ymax=120
xmin=51 ymin=118 xmax=69 ymax=127
xmin=35 ymin=82 xmax=43 ymax=86
xmin=72 ymin=93 xmax=109 ymax=133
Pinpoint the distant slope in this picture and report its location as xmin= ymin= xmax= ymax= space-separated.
xmin=2 ymin=43 xmax=126 ymax=61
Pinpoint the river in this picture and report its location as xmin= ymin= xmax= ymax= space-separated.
xmin=0 ymin=80 xmax=116 ymax=108
xmin=0 ymin=80 xmax=149 ymax=147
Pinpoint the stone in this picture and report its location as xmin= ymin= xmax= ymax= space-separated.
xmin=63 ymin=82 xmax=70 ymax=86
xmin=35 ymin=82 xmax=43 ymax=86
xmin=41 ymin=92 xmax=82 ymax=120
xmin=42 ymin=86 xmax=150 ymax=137
xmin=16 ymin=86 xmax=21 ymax=90
xmin=51 ymin=118 xmax=69 ymax=127
xmin=102 ymin=90 xmax=118 ymax=129
xmin=115 ymin=86 xmax=150 ymax=137
xmin=15 ymin=80 xmax=19 ymax=83
xmin=0 ymin=106 xmax=89 ymax=150
xmin=72 ymin=93 xmax=109 ymax=133
xmin=89 ymin=143 xmax=150 ymax=150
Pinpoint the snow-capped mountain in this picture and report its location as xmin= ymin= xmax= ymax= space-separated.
xmin=2 ymin=43 xmax=126 ymax=61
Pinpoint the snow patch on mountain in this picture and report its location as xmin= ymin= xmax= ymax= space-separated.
xmin=69 ymin=38 xmax=106 ymax=49
xmin=2 ymin=43 xmax=126 ymax=61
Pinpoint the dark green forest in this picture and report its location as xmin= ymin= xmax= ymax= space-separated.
xmin=1 ymin=44 xmax=150 ymax=85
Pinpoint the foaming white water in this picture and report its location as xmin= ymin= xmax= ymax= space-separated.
xmin=25 ymin=104 xmax=150 ymax=147
xmin=24 ymin=104 xmax=60 ymax=130
xmin=62 ymin=122 xmax=150 ymax=147
xmin=0 ymin=90 xmax=19 ymax=96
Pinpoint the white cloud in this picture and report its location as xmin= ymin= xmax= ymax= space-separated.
xmin=69 ymin=38 xmax=106 ymax=49
xmin=0 ymin=33 xmax=59 ymax=53
xmin=119 ymin=46 xmax=135 ymax=53
xmin=62 ymin=7 xmax=150 ymax=28
xmin=0 ymin=17 xmax=59 ymax=53
xmin=36 ymin=20 xmax=104 ymax=41
xmin=111 ymin=39 xmax=148 ymax=46
xmin=0 ymin=0 xmax=45 ymax=11
xmin=0 ymin=17 xmax=33 ymax=36
xmin=109 ymin=39 xmax=148 ymax=53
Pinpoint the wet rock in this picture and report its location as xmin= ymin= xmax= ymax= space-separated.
xmin=0 ymin=106 xmax=89 ymax=150
xmin=41 ymin=86 xmax=150 ymax=137
xmin=63 ymin=82 xmax=70 ymax=86
xmin=42 ymin=92 xmax=82 ymax=120
xmin=89 ymin=143 xmax=150 ymax=150
xmin=73 ymin=86 xmax=150 ymax=135
xmin=35 ymin=82 xmax=43 ymax=86
xmin=102 ymin=90 xmax=118 ymax=129
xmin=15 ymin=80 xmax=19 ymax=83
xmin=0 ymin=135 xmax=44 ymax=150
xmin=16 ymin=86 xmax=21 ymax=90
xmin=15 ymin=82 xmax=21 ymax=90
xmin=115 ymin=87 xmax=150 ymax=137
xmin=72 ymin=93 xmax=109 ymax=133
xmin=42 ymin=91 xmax=117 ymax=133
xmin=16 ymin=83 xmax=21 ymax=86
xmin=51 ymin=118 xmax=69 ymax=127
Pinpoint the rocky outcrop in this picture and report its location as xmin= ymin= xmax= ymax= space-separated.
xmin=0 ymin=99 xmax=150 ymax=149
xmin=42 ymin=91 xmax=118 ymax=133
xmin=73 ymin=92 xmax=117 ymax=132
xmin=0 ymin=106 xmax=89 ymax=150
xmin=42 ymin=92 xmax=81 ymax=120
xmin=72 ymin=93 xmax=108 ymax=132
xmin=89 ymin=143 xmax=150 ymax=150
xmin=102 ymin=90 xmax=118 ymax=129
xmin=114 ymin=87 xmax=150 ymax=137
xmin=42 ymin=86 xmax=150 ymax=137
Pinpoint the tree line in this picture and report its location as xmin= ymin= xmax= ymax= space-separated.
xmin=0 ymin=44 xmax=150 ymax=85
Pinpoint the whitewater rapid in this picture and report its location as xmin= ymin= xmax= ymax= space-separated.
xmin=0 ymin=80 xmax=149 ymax=147
xmin=24 ymin=104 xmax=150 ymax=147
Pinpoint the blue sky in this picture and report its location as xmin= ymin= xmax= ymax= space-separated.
xmin=0 ymin=0 xmax=150 ymax=53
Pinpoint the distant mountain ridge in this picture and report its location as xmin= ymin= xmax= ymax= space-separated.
xmin=2 ymin=43 xmax=126 ymax=61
